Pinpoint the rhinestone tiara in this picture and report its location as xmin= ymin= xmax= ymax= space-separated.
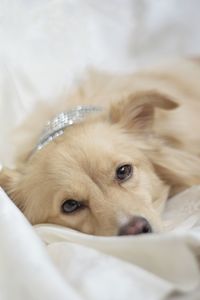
xmin=33 ymin=105 xmax=103 ymax=153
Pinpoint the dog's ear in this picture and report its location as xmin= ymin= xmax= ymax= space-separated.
xmin=149 ymin=146 xmax=200 ymax=196
xmin=0 ymin=167 xmax=21 ymax=201
xmin=0 ymin=167 xmax=28 ymax=212
xmin=109 ymin=90 xmax=178 ymax=131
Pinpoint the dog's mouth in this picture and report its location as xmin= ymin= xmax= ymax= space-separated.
xmin=118 ymin=216 xmax=152 ymax=236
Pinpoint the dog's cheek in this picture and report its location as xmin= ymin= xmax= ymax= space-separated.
xmin=152 ymin=185 xmax=169 ymax=214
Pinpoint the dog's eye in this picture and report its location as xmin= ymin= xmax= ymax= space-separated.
xmin=62 ymin=199 xmax=84 ymax=213
xmin=116 ymin=164 xmax=133 ymax=182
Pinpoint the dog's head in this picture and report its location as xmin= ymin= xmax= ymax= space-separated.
xmin=0 ymin=90 xmax=182 ymax=236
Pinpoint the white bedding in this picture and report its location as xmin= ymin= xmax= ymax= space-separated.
xmin=1 ymin=186 xmax=200 ymax=300
xmin=1 ymin=1 xmax=200 ymax=299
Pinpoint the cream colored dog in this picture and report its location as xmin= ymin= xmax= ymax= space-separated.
xmin=1 ymin=59 xmax=200 ymax=236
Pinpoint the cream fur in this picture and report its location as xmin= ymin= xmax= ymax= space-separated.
xmin=1 ymin=58 xmax=200 ymax=236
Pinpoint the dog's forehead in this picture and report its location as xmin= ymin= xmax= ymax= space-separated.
xmin=58 ymin=122 xmax=120 ymax=154
xmin=45 ymin=122 xmax=137 ymax=173
xmin=61 ymin=122 xmax=137 ymax=159
xmin=57 ymin=133 xmax=118 ymax=169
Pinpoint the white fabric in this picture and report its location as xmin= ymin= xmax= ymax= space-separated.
xmin=1 ymin=1 xmax=200 ymax=300
xmin=1 ymin=187 xmax=200 ymax=300
xmin=0 ymin=188 xmax=81 ymax=300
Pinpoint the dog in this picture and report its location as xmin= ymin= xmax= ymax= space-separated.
xmin=1 ymin=58 xmax=200 ymax=236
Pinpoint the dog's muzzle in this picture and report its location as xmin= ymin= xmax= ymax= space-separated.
xmin=118 ymin=216 xmax=152 ymax=236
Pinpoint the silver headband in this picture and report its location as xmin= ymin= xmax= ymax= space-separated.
xmin=33 ymin=105 xmax=103 ymax=153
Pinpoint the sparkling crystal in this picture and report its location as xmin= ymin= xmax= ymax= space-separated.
xmin=33 ymin=105 xmax=103 ymax=153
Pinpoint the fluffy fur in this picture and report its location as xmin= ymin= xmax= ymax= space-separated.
xmin=1 ymin=59 xmax=200 ymax=235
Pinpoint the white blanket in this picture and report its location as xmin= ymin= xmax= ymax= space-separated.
xmin=1 ymin=1 xmax=200 ymax=299
xmin=1 ymin=187 xmax=200 ymax=300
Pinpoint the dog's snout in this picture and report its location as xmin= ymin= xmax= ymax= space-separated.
xmin=118 ymin=216 xmax=152 ymax=236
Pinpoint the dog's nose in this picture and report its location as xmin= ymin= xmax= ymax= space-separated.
xmin=118 ymin=216 xmax=152 ymax=236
